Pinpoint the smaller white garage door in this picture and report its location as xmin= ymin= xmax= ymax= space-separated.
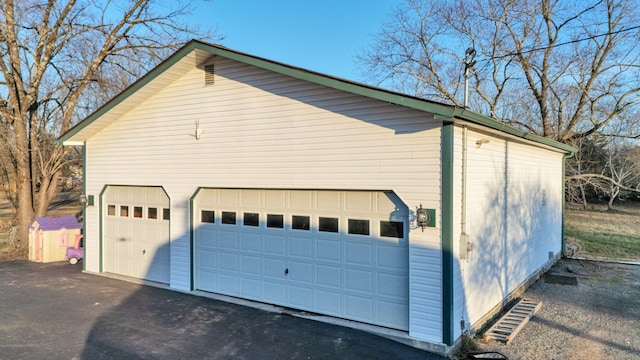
xmin=103 ymin=186 xmax=170 ymax=283
xmin=193 ymin=189 xmax=409 ymax=330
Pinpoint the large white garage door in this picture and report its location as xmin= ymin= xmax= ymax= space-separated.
xmin=193 ymin=189 xmax=409 ymax=330
xmin=103 ymin=186 xmax=170 ymax=284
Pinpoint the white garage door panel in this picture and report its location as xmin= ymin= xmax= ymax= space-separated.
xmin=241 ymin=233 xmax=261 ymax=252
xmin=193 ymin=189 xmax=409 ymax=331
xmin=103 ymin=186 xmax=170 ymax=284
xmin=241 ymin=277 xmax=261 ymax=297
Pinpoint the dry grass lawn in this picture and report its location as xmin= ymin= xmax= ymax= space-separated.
xmin=565 ymin=202 xmax=640 ymax=261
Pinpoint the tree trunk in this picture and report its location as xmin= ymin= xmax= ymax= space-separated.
xmin=35 ymin=173 xmax=60 ymax=216
xmin=607 ymin=187 xmax=619 ymax=211
xmin=15 ymin=160 xmax=34 ymax=250
xmin=579 ymin=183 xmax=588 ymax=210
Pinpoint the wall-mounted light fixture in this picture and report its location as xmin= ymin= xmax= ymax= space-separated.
xmin=194 ymin=119 xmax=205 ymax=140
xmin=476 ymin=139 xmax=490 ymax=148
xmin=79 ymin=194 xmax=94 ymax=207
xmin=416 ymin=204 xmax=429 ymax=232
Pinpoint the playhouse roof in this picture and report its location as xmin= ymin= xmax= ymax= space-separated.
xmin=31 ymin=216 xmax=82 ymax=231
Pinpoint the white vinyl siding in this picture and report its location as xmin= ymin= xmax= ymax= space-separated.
xmin=456 ymin=128 xmax=564 ymax=327
xmin=82 ymin=58 xmax=443 ymax=342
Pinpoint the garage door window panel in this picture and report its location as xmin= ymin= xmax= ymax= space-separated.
xmin=133 ymin=206 xmax=143 ymax=218
xmin=380 ymin=221 xmax=404 ymax=238
xmin=267 ymin=214 xmax=284 ymax=228
xmin=201 ymin=210 xmax=215 ymax=223
xmin=292 ymin=215 xmax=310 ymax=231
xmin=163 ymin=208 xmax=170 ymax=220
xmin=243 ymin=212 xmax=259 ymax=227
xmin=107 ymin=205 xmax=116 ymax=216
xmin=120 ymin=205 xmax=129 ymax=217
xmin=318 ymin=217 xmax=338 ymax=233
xmin=148 ymin=207 xmax=158 ymax=220
xmin=348 ymin=219 xmax=370 ymax=235
xmin=222 ymin=211 xmax=237 ymax=225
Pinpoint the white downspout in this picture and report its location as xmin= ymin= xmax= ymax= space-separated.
xmin=460 ymin=125 xmax=471 ymax=335
xmin=461 ymin=126 xmax=469 ymax=257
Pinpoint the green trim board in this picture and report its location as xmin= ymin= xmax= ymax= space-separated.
xmin=441 ymin=123 xmax=455 ymax=346
xmin=57 ymin=40 xmax=575 ymax=156
xmin=82 ymin=144 xmax=87 ymax=272
xmin=425 ymin=208 xmax=436 ymax=228
xmin=98 ymin=185 xmax=108 ymax=273
xmin=561 ymin=152 xmax=575 ymax=257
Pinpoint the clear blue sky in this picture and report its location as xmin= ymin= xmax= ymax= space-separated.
xmin=193 ymin=0 xmax=401 ymax=82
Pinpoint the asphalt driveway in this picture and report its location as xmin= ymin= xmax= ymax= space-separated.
xmin=0 ymin=261 xmax=443 ymax=359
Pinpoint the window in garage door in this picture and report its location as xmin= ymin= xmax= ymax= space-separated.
xmin=193 ymin=189 xmax=409 ymax=331
xmin=103 ymin=186 xmax=170 ymax=284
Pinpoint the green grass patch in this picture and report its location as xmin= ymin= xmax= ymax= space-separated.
xmin=566 ymin=230 xmax=640 ymax=259
xmin=565 ymin=204 xmax=640 ymax=261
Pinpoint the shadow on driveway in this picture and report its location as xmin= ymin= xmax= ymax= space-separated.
xmin=0 ymin=261 xmax=443 ymax=359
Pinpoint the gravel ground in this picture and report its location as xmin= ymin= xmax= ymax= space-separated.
xmin=474 ymin=258 xmax=640 ymax=360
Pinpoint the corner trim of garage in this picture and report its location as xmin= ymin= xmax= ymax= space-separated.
xmin=189 ymin=188 xmax=203 ymax=291
xmin=82 ymin=144 xmax=87 ymax=272
xmin=441 ymin=123 xmax=455 ymax=346
xmin=98 ymin=185 xmax=108 ymax=273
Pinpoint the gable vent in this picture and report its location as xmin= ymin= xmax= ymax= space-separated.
xmin=204 ymin=64 xmax=215 ymax=85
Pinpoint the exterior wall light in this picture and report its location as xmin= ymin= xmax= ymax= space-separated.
xmin=416 ymin=204 xmax=429 ymax=232
xmin=79 ymin=194 xmax=94 ymax=207
xmin=476 ymin=139 xmax=490 ymax=148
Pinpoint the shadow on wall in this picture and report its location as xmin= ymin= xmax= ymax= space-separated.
xmin=80 ymin=203 xmax=438 ymax=359
xmin=460 ymin=146 xmax=562 ymax=329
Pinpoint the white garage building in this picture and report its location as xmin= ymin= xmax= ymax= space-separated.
xmin=59 ymin=40 xmax=574 ymax=355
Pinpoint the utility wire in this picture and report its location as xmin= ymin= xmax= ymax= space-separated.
xmin=488 ymin=24 xmax=640 ymax=60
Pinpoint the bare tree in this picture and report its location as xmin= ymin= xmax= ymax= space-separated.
xmin=565 ymin=136 xmax=608 ymax=208
xmin=359 ymin=0 xmax=640 ymax=142
xmin=566 ymin=138 xmax=640 ymax=209
xmin=0 ymin=0 xmax=218 ymax=247
xmin=597 ymin=142 xmax=639 ymax=209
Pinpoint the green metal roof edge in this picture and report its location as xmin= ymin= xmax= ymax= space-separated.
xmin=58 ymin=40 xmax=575 ymax=155
xmin=449 ymin=108 xmax=576 ymax=154
xmin=200 ymin=42 xmax=573 ymax=154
